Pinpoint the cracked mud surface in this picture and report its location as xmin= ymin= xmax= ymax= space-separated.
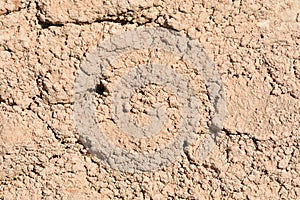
xmin=0 ymin=0 xmax=299 ymax=199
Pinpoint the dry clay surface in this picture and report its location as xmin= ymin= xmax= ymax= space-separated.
xmin=0 ymin=0 xmax=299 ymax=199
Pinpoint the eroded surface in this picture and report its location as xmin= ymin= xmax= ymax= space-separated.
xmin=0 ymin=0 xmax=299 ymax=199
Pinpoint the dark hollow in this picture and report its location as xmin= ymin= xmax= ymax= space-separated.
xmin=95 ymin=83 xmax=107 ymax=95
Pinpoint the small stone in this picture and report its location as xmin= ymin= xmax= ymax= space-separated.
xmin=278 ymin=156 xmax=290 ymax=169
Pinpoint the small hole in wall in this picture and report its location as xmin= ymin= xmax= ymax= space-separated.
xmin=95 ymin=83 xmax=108 ymax=95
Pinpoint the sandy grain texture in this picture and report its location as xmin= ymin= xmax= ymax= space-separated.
xmin=0 ymin=0 xmax=299 ymax=199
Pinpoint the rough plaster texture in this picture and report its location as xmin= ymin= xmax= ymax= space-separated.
xmin=0 ymin=0 xmax=299 ymax=199
xmin=73 ymin=27 xmax=226 ymax=173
